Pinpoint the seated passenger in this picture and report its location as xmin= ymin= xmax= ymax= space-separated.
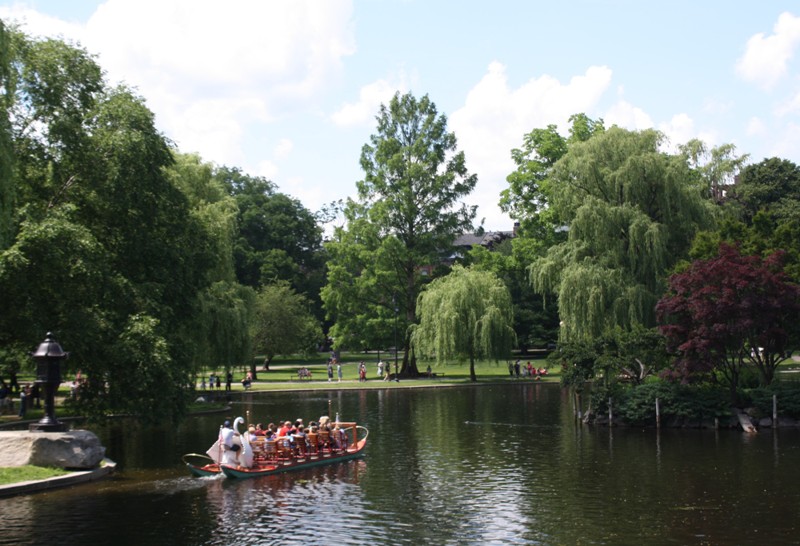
xmin=332 ymin=426 xmax=348 ymax=451
xmin=278 ymin=420 xmax=293 ymax=437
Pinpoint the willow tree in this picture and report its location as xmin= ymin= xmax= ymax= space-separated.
xmin=529 ymin=127 xmax=716 ymax=341
xmin=323 ymin=92 xmax=477 ymax=376
xmin=412 ymin=266 xmax=515 ymax=381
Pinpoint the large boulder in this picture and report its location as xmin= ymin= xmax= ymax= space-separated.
xmin=0 ymin=430 xmax=106 ymax=469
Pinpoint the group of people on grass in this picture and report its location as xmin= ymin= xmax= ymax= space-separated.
xmin=0 ymin=378 xmax=41 ymax=417
xmin=508 ymin=360 xmax=549 ymax=379
xmin=202 ymin=371 xmax=234 ymax=391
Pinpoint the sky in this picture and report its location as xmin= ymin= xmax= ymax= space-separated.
xmin=2 ymin=1 xmax=800 ymax=233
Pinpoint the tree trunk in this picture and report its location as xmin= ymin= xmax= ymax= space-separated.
xmin=400 ymin=328 xmax=419 ymax=377
xmin=469 ymin=351 xmax=477 ymax=382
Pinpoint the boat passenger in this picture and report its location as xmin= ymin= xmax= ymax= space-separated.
xmin=219 ymin=420 xmax=240 ymax=464
xmin=294 ymin=425 xmax=308 ymax=454
xmin=332 ymin=425 xmax=347 ymax=451
xmin=278 ymin=421 xmax=293 ymax=437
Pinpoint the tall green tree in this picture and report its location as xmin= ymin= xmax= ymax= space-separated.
xmin=500 ymin=113 xmax=604 ymax=251
xmin=412 ymin=266 xmax=515 ymax=381
xmin=322 ymin=92 xmax=477 ymax=376
xmin=730 ymin=158 xmax=800 ymax=223
xmin=251 ymin=282 xmax=323 ymax=376
xmin=690 ymin=157 xmax=800 ymax=282
xmin=528 ymin=127 xmax=714 ymax=341
xmin=679 ymin=139 xmax=748 ymax=204
xmin=0 ymin=21 xmax=13 ymax=250
xmin=0 ymin=29 xmax=249 ymax=422
xmin=214 ymin=166 xmax=325 ymax=318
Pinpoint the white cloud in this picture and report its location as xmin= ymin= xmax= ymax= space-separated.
xmin=3 ymin=0 xmax=357 ymax=174
xmin=657 ymin=113 xmax=717 ymax=152
xmin=256 ymin=160 xmax=279 ymax=181
xmin=658 ymin=113 xmax=695 ymax=146
xmin=450 ymin=62 xmax=613 ymax=230
xmin=0 ymin=4 xmax=83 ymax=39
xmin=766 ymin=121 xmax=800 ymax=160
xmin=331 ymin=78 xmax=405 ymax=127
xmin=604 ymin=100 xmax=653 ymax=130
xmin=735 ymin=11 xmax=800 ymax=90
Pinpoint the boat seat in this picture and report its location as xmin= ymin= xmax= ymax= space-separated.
xmin=306 ymin=432 xmax=319 ymax=455
xmin=294 ymin=435 xmax=308 ymax=458
xmin=318 ymin=430 xmax=331 ymax=453
xmin=263 ymin=440 xmax=278 ymax=462
xmin=276 ymin=437 xmax=293 ymax=460
xmin=250 ymin=437 xmax=266 ymax=462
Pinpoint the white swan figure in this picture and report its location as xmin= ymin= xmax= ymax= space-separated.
xmin=236 ymin=416 xmax=254 ymax=468
xmin=207 ymin=416 xmax=252 ymax=467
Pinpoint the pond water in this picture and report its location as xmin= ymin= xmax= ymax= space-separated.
xmin=1 ymin=383 xmax=799 ymax=545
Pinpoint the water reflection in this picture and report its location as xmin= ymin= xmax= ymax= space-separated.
xmin=1 ymin=384 xmax=799 ymax=545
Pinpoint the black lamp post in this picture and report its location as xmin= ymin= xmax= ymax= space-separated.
xmin=29 ymin=332 xmax=68 ymax=432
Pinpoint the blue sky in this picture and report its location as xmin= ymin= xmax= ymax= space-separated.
xmin=2 ymin=1 xmax=799 ymax=232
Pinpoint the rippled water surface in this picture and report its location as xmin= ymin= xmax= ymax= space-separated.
xmin=1 ymin=383 xmax=799 ymax=545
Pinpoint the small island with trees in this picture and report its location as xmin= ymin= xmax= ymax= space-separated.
xmin=1 ymin=21 xmax=798 ymax=431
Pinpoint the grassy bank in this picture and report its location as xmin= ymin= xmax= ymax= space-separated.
xmin=0 ymin=465 xmax=69 ymax=485
xmin=200 ymin=354 xmax=557 ymax=388
xmin=0 ymin=356 xmax=558 ymax=425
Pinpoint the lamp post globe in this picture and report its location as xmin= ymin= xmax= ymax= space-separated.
xmin=29 ymin=332 xmax=68 ymax=432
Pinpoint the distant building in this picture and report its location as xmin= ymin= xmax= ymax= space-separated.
xmin=418 ymin=223 xmax=519 ymax=277
xmin=444 ymin=222 xmax=519 ymax=266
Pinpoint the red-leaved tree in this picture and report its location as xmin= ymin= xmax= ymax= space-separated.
xmin=656 ymin=244 xmax=800 ymax=401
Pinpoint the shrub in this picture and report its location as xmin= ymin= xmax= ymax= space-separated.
xmin=748 ymin=381 xmax=800 ymax=419
xmin=600 ymin=381 xmax=730 ymax=425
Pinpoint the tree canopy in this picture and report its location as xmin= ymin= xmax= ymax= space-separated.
xmin=322 ymin=91 xmax=477 ymax=375
xmin=216 ymin=166 xmax=324 ymax=297
xmin=0 ymin=28 xmax=254 ymax=422
xmin=251 ymin=282 xmax=323 ymax=376
xmin=500 ymin=113 xmax=604 ymax=250
xmin=412 ymin=266 xmax=515 ymax=381
xmin=527 ymin=125 xmax=715 ymax=341
xmin=657 ymin=243 xmax=800 ymax=399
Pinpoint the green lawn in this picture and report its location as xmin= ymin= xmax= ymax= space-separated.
xmin=0 ymin=465 xmax=69 ymax=485
xmin=0 ymin=355 xmax=558 ymax=424
xmin=197 ymin=354 xmax=560 ymax=392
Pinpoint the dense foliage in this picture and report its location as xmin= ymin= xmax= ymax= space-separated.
xmin=251 ymin=282 xmax=323 ymax=377
xmin=412 ymin=265 xmax=515 ymax=381
xmin=322 ymin=92 xmax=477 ymax=376
xmin=657 ymin=243 xmax=800 ymax=400
xmin=0 ymin=25 xmax=321 ymax=422
xmin=3 ymin=18 xmax=800 ymax=426
xmin=529 ymin=126 xmax=714 ymax=341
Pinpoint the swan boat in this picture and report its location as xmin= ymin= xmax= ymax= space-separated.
xmin=182 ymin=417 xmax=368 ymax=479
